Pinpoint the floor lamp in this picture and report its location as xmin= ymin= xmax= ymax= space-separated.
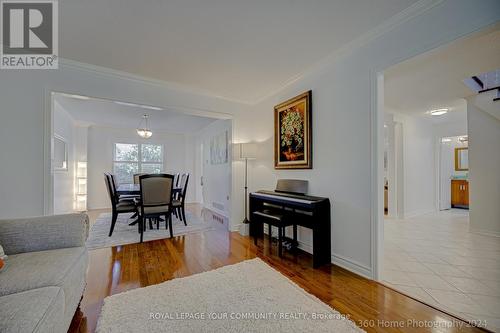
xmin=236 ymin=143 xmax=257 ymax=225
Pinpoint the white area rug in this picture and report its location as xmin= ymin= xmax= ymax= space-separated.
xmin=86 ymin=212 xmax=213 ymax=250
xmin=96 ymin=258 xmax=363 ymax=333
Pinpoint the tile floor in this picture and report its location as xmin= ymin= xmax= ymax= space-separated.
xmin=382 ymin=209 xmax=500 ymax=332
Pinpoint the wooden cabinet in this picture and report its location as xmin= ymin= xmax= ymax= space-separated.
xmin=451 ymin=179 xmax=469 ymax=208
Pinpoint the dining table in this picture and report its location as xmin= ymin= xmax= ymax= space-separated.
xmin=116 ymin=183 xmax=183 ymax=196
xmin=116 ymin=183 xmax=183 ymax=226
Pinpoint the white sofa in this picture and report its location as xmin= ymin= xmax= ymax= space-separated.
xmin=0 ymin=214 xmax=89 ymax=333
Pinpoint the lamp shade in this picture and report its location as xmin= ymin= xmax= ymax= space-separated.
xmin=236 ymin=143 xmax=257 ymax=159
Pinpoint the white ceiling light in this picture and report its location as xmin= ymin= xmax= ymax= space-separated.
xmin=458 ymin=136 xmax=468 ymax=143
xmin=441 ymin=138 xmax=452 ymax=143
xmin=114 ymin=101 xmax=163 ymax=111
xmin=136 ymin=114 xmax=152 ymax=139
xmin=428 ymin=108 xmax=449 ymax=116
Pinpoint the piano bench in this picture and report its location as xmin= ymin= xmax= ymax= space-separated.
xmin=252 ymin=209 xmax=297 ymax=257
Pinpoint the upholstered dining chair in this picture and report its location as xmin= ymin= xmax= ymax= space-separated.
xmin=138 ymin=174 xmax=175 ymax=242
xmin=173 ymin=173 xmax=189 ymax=226
xmin=133 ymin=173 xmax=147 ymax=184
xmin=104 ymin=173 xmax=139 ymax=237
xmin=109 ymin=173 xmax=140 ymax=218
xmin=110 ymin=173 xmax=140 ymax=200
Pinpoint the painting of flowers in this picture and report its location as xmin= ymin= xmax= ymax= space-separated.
xmin=274 ymin=91 xmax=312 ymax=169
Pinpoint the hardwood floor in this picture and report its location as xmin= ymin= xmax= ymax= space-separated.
xmin=69 ymin=205 xmax=486 ymax=333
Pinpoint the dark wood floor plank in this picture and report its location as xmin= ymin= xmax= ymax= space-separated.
xmin=70 ymin=207 xmax=486 ymax=333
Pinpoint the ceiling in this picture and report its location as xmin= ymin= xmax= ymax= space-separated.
xmin=54 ymin=94 xmax=216 ymax=133
xmin=384 ymin=26 xmax=500 ymax=121
xmin=59 ymin=0 xmax=419 ymax=102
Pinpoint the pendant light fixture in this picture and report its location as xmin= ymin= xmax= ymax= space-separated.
xmin=136 ymin=114 xmax=152 ymax=139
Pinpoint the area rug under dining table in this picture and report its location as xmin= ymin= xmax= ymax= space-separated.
xmin=86 ymin=212 xmax=214 ymax=250
xmin=96 ymin=258 xmax=363 ymax=332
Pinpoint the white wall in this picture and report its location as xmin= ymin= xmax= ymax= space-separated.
xmin=87 ymin=126 xmax=196 ymax=209
xmin=53 ymin=101 xmax=77 ymax=214
xmin=195 ymin=120 xmax=232 ymax=217
xmin=0 ymin=0 xmax=498 ymax=278
xmin=391 ymin=112 xmax=436 ymax=218
xmin=233 ymin=1 xmax=499 ymax=277
xmin=468 ymin=97 xmax=500 ymax=236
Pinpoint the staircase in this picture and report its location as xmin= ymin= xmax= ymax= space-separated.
xmin=465 ymin=70 xmax=500 ymax=121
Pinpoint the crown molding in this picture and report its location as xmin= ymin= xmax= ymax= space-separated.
xmin=59 ymin=58 xmax=252 ymax=105
xmin=59 ymin=0 xmax=443 ymax=106
xmin=252 ymin=0 xmax=444 ymax=105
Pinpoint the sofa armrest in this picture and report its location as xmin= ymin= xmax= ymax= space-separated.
xmin=0 ymin=213 xmax=89 ymax=255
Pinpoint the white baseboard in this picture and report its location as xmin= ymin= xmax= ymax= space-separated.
xmin=236 ymin=226 xmax=374 ymax=280
xmin=298 ymin=240 xmax=372 ymax=279
xmin=331 ymin=254 xmax=373 ymax=279
xmin=203 ymin=204 xmax=228 ymax=219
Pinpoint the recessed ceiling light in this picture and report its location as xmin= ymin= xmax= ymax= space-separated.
xmin=114 ymin=101 xmax=162 ymax=111
xmin=441 ymin=138 xmax=452 ymax=143
xmin=428 ymin=108 xmax=449 ymax=116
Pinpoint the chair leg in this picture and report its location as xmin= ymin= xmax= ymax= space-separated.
xmin=278 ymin=227 xmax=283 ymax=257
xmin=177 ymin=207 xmax=183 ymax=222
xmin=109 ymin=211 xmax=118 ymax=237
xmin=293 ymin=224 xmax=297 ymax=246
xmin=148 ymin=218 xmax=153 ymax=230
xmin=181 ymin=205 xmax=187 ymax=226
xmin=131 ymin=212 xmax=138 ymax=218
xmin=168 ymin=214 xmax=173 ymax=238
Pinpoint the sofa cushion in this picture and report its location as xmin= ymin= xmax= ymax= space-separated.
xmin=0 ymin=246 xmax=87 ymax=297
xmin=0 ymin=287 xmax=65 ymax=333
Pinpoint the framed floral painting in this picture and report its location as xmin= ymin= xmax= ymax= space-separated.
xmin=274 ymin=90 xmax=312 ymax=169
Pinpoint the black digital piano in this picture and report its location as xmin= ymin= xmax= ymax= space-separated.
xmin=249 ymin=179 xmax=331 ymax=268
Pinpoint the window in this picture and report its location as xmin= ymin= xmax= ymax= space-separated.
xmin=54 ymin=134 xmax=68 ymax=171
xmin=113 ymin=143 xmax=163 ymax=184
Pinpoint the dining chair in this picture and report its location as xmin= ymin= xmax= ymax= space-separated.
xmin=109 ymin=173 xmax=140 ymax=218
xmin=110 ymin=173 xmax=140 ymax=200
xmin=173 ymin=173 xmax=189 ymax=226
xmin=104 ymin=173 xmax=139 ymax=237
xmin=133 ymin=173 xmax=147 ymax=184
xmin=174 ymin=173 xmax=180 ymax=188
xmin=138 ymin=174 xmax=175 ymax=242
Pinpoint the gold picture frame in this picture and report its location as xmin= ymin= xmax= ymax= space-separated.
xmin=274 ymin=91 xmax=312 ymax=169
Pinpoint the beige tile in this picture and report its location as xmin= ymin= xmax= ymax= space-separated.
xmin=382 ymin=269 xmax=417 ymax=287
xmin=446 ymin=276 xmax=500 ymax=296
xmin=384 ymin=209 xmax=500 ymax=326
xmin=468 ymin=294 xmax=500 ymax=317
xmin=410 ymin=252 xmax=447 ymax=264
xmin=424 ymin=289 xmax=486 ymax=315
xmin=411 ymin=273 xmax=458 ymax=291
xmin=458 ymin=266 xmax=500 ymax=281
xmin=396 ymin=261 xmax=434 ymax=274
xmin=423 ymin=263 xmax=472 ymax=278
xmin=459 ymin=312 xmax=500 ymax=332
xmin=391 ymin=285 xmax=439 ymax=306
